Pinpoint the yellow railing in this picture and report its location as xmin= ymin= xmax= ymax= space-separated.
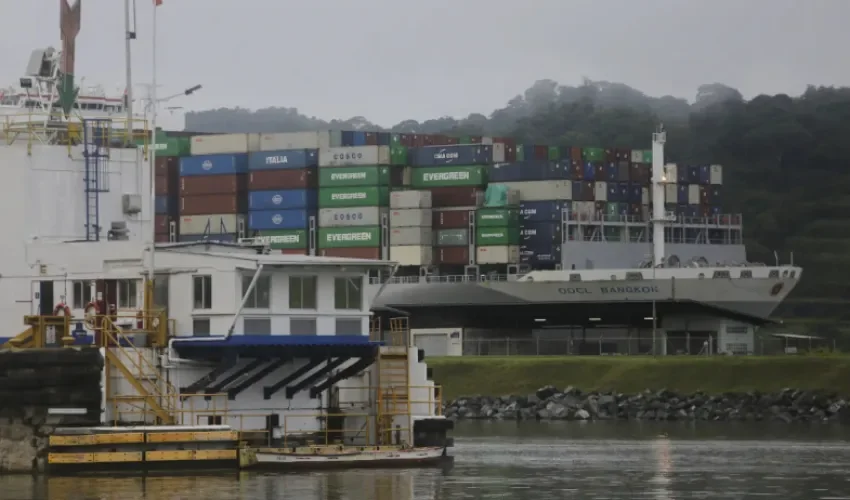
xmin=22 ymin=310 xmax=168 ymax=348
xmin=282 ymin=412 xmax=388 ymax=448
xmin=109 ymin=392 xmax=230 ymax=426
xmin=2 ymin=111 xmax=149 ymax=151
xmin=336 ymin=385 xmax=443 ymax=417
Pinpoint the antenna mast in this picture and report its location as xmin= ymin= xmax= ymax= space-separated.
xmin=124 ymin=0 xmax=135 ymax=134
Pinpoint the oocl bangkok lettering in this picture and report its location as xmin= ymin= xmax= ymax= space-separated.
xmin=557 ymin=285 xmax=661 ymax=295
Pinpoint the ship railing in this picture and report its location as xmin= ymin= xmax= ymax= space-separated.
xmin=565 ymin=210 xmax=743 ymax=227
xmin=109 ymin=392 xmax=230 ymax=426
xmin=370 ymin=273 xmax=516 ymax=285
xmin=2 ymin=111 xmax=149 ymax=149
xmin=336 ymin=385 xmax=443 ymax=417
xmin=281 ymin=412 xmax=374 ymax=448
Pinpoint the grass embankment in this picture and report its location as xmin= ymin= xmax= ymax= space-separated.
xmin=428 ymin=356 xmax=850 ymax=401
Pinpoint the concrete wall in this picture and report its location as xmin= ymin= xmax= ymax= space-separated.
xmin=0 ymin=348 xmax=103 ymax=473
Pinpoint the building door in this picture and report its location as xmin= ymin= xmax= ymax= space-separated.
xmin=38 ymin=281 xmax=54 ymax=316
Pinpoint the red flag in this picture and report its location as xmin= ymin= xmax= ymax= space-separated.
xmin=154 ymin=0 xmax=162 ymax=5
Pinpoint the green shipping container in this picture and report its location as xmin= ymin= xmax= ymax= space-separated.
xmin=390 ymin=133 xmax=402 ymax=146
xmin=436 ymin=229 xmax=469 ymax=246
xmin=476 ymin=208 xmax=519 ymax=227
xmin=410 ymin=166 xmax=486 ymax=188
xmin=583 ymin=147 xmax=605 ymax=161
xmin=319 ymin=226 xmax=381 ymax=249
xmin=318 ymin=186 xmax=389 ymax=208
xmin=255 ymin=229 xmax=308 ymax=250
xmin=641 ymin=150 xmax=653 ymax=163
xmin=548 ymin=146 xmax=560 ymax=161
xmin=390 ymin=145 xmax=408 ymax=166
xmin=476 ymin=226 xmax=520 ymax=246
xmin=515 ymin=144 xmax=526 ymax=161
xmin=319 ymin=166 xmax=389 ymax=188
xmin=605 ymin=202 xmax=620 ymax=218
xmin=135 ymin=130 xmax=189 ymax=157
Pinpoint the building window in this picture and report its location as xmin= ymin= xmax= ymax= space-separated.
xmin=193 ymin=275 xmax=212 ymax=310
xmin=291 ymin=318 xmax=317 ymax=336
xmin=289 ymin=276 xmax=317 ymax=309
xmin=334 ymin=277 xmax=363 ymax=310
xmin=242 ymin=274 xmax=271 ymax=309
xmin=335 ymin=318 xmax=363 ymax=336
xmin=72 ymin=280 xmax=92 ymax=309
xmin=244 ymin=317 xmax=272 ymax=335
xmin=193 ymin=318 xmax=211 ymax=337
xmin=118 ymin=279 xmax=139 ymax=309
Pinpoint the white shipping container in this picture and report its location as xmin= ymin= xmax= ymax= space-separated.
xmin=180 ymin=214 xmax=245 ymax=236
xmin=476 ymin=245 xmax=520 ymax=265
xmin=594 ymin=181 xmax=607 ymax=202
xmin=492 ymin=142 xmax=506 ymax=163
xmin=190 ymin=133 xmax=260 ymax=155
xmin=319 ymin=146 xmax=390 ymax=167
xmin=318 ymin=207 xmax=383 ymax=227
xmin=664 ymin=163 xmax=678 ymax=183
xmin=506 ymin=189 xmax=521 ymax=206
xmin=571 ymin=201 xmax=596 ymax=221
xmin=641 ymin=187 xmax=650 ymax=205
xmin=495 ymin=181 xmax=572 ymax=202
xmin=259 ymin=131 xmax=333 ymax=151
xmin=390 ymin=190 xmax=432 ymax=209
xmin=328 ymin=130 xmax=343 ymax=148
xmin=390 ymin=208 xmax=432 ymax=227
xmin=480 ymin=136 xmax=494 ymax=145
xmin=390 ymin=245 xmax=433 ymax=267
xmin=710 ymin=164 xmax=723 ymax=185
xmin=664 ymin=183 xmax=677 ymax=203
xmin=630 ymin=150 xmax=643 ymax=163
xmin=688 ymin=184 xmax=700 ymax=205
xmin=390 ymin=227 xmax=433 ymax=246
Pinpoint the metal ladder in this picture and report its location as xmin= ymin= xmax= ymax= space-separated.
xmin=376 ymin=317 xmax=411 ymax=445
xmin=82 ymin=119 xmax=111 ymax=241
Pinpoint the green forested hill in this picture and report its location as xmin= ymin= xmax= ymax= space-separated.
xmin=185 ymin=80 xmax=850 ymax=342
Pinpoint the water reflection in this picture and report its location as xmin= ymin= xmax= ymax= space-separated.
xmin=2 ymin=421 xmax=850 ymax=499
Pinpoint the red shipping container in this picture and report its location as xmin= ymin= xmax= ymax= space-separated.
xmin=423 ymin=135 xmax=435 ymax=146
xmin=399 ymin=134 xmax=413 ymax=147
xmin=155 ymin=175 xmax=170 ymax=195
xmin=155 ymin=215 xmax=171 ymax=233
xmin=571 ymin=160 xmax=583 ymax=180
xmin=281 ymin=249 xmax=308 ymax=255
xmin=431 ymin=134 xmax=449 ymax=146
xmin=604 ymin=149 xmax=616 ymax=162
xmin=180 ymin=174 xmax=247 ymax=196
xmin=154 ymin=233 xmax=170 ymax=243
xmin=180 ymin=194 xmax=246 ymax=215
xmin=615 ymin=148 xmax=631 ymax=161
xmin=569 ymin=147 xmax=583 ymax=162
xmin=248 ymin=168 xmax=316 ymax=190
xmin=429 ymin=187 xmax=483 ymax=208
xmin=154 ymin=156 xmax=178 ymax=177
xmin=468 ymin=136 xmax=482 ymax=144
xmin=434 ymin=246 xmax=469 ymax=265
xmin=444 ymin=136 xmax=460 ymax=146
xmin=433 ymin=208 xmax=473 ymax=229
xmin=533 ymin=145 xmax=548 ymax=161
xmin=318 ymin=248 xmax=383 ymax=260
xmin=412 ymin=135 xmax=427 ymax=148
xmin=365 ymin=132 xmax=378 ymax=146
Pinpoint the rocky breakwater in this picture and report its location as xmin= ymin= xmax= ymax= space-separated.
xmin=444 ymin=386 xmax=850 ymax=423
xmin=0 ymin=348 xmax=102 ymax=473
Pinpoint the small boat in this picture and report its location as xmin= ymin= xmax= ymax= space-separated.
xmin=241 ymin=445 xmax=451 ymax=470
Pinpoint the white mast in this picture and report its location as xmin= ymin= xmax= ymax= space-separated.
xmin=651 ymin=127 xmax=667 ymax=267
xmin=124 ymin=0 xmax=134 ymax=131
xmin=148 ymin=1 xmax=158 ymax=283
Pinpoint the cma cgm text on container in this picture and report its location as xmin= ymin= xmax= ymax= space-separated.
xmin=249 ymin=149 xmax=319 ymax=170
xmin=412 ymin=145 xmax=493 ymax=167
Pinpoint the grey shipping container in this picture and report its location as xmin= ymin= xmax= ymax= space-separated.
xmin=389 ymin=208 xmax=432 ymax=227
xmin=318 ymin=207 xmax=384 ymax=227
xmin=389 ymin=227 xmax=433 ymax=246
xmin=436 ymin=228 xmax=469 ymax=246
xmin=389 ymin=190 xmax=432 ymax=209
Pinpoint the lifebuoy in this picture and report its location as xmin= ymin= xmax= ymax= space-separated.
xmin=83 ymin=301 xmax=100 ymax=329
xmin=52 ymin=303 xmax=71 ymax=317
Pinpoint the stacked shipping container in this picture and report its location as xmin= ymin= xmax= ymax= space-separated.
xmin=316 ymin=146 xmax=391 ymax=259
xmin=247 ymin=148 xmax=318 ymax=255
xmin=661 ymin=163 xmax=723 ymax=218
xmin=389 ymin=191 xmax=433 ymax=266
xmin=147 ymin=133 xmax=191 ymax=243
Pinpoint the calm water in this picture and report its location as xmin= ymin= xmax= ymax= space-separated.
xmin=4 ymin=421 xmax=850 ymax=499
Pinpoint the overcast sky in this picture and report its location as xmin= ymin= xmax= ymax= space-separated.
xmin=2 ymin=0 xmax=849 ymax=128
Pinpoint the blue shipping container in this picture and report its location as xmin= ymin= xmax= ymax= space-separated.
xmin=249 ymin=209 xmax=313 ymax=231
xmin=519 ymin=222 xmax=562 ymax=263
xmin=629 ymin=184 xmax=642 ymax=204
xmin=544 ymin=161 xmax=571 ymax=180
xmin=685 ymin=204 xmax=699 ymax=217
xmin=353 ymin=131 xmax=367 ymax=146
xmin=377 ymin=132 xmax=391 ymax=146
xmin=155 ymin=196 xmax=170 ymax=214
xmin=686 ymin=165 xmax=700 ymax=184
xmin=488 ymin=161 xmax=546 ymax=182
xmin=710 ymin=185 xmax=722 ymax=203
xmin=677 ymin=184 xmax=689 ymax=204
xmin=607 ymin=183 xmax=620 ymax=202
xmin=341 ymin=130 xmax=355 ymax=147
xmin=709 ymin=205 xmax=721 ymax=216
xmin=699 ymin=165 xmax=710 ymax=185
xmin=249 ymin=149 xmax=318 ymax=170
xmin=180 ymin=154 xmax=248 ymax=177
xmin=582 ymin=162 xmax=595 ymax=181
xmin=571 ymin=181 xmax=583 ymax=200
xmin=677 ymin=166 xmax=688 ymax=183
xmin=519 ymin=200 xmax=564 ymax=222
xmin=413 ymin=145 xmax=493 ymax=166
xmin=178 ymin=233 xmax=237 ymax=243
xmin=248 ymin=189 xmax=318 ymax=210
xmin=618 ymin=182 xmax=628 ymax=202
xmin=605 ymin=162 xmax=618 ymax=182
